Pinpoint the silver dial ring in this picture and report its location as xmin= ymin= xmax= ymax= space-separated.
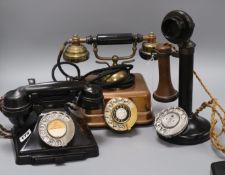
xmin=38 ymin=111 xmax=75 ymax=147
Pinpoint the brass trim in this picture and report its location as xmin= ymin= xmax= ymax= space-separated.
xmin=104 ymin=97 xmax=138 ymax=131
xmin=93 ymin=42 xmax=137 ymax=63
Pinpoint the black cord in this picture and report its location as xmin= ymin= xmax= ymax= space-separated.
xmin=52 ymin=42 xmax=81 ymax=81
xmin=81 ymin=64 xmax=134 ymax=88
xmin=52 ymin=47 xmax=135 ymax=89
xmin=52 ymin=62 xmax=81 ymax=82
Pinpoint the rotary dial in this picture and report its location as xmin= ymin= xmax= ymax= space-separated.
xmin=154 ymin=107 xmax=188 ymax=138
xmin=38 ymin=111 xmax=75 ymax=147
xmin=104 ymin=97 xmax=137 ymax=131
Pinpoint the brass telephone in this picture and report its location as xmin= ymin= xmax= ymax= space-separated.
xmin=53 ymin=32 xmax=178 ymax=132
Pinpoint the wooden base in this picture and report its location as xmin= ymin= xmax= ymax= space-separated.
xmin=81 ymin=73 xmax=153 ymax=127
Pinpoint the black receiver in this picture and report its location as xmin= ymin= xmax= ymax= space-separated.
xmin=86 ymin=33 xmax=143 ymax=45
xmin=2 ymin=81 xmax=103 ymax=127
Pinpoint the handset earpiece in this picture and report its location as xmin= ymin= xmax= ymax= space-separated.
xmin=2 ymin=88 xmax=32 ymax=126
xmin=77 ymin=84 xmax=104 ymax=110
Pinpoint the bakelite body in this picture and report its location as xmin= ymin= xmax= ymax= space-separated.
xmin=1 ymin=81 xmax=104 ymax=165
xmin=12 ymin=109 xmax=99 ymax=165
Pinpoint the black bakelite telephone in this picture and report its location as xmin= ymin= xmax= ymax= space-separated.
xmin=1 ymin=80 xmax=104 ymax=165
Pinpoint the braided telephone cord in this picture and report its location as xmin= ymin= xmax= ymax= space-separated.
xmin=0 ymin=96 xmax=12 ymax=139
xmin=194 ymin=71 xmax=225 ymax=153
xmin=0 ymin=96 xmax=3 ymax=111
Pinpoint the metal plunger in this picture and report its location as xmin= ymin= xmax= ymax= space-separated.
xmin=160 ymin=10 xmax=210 ymax=145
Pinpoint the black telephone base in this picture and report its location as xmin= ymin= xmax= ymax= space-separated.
xmin=12 ymin=115 xmax=99 ymax=165
xmin=14 ymin=147 xmax=99 ymax=165
xmin=158 ymin=113 xmax=210 ymax=145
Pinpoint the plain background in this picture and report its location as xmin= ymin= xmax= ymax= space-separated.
xmin=0 ymin=0 xmax=225 ymax=175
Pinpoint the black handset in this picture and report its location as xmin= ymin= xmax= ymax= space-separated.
xmin=2 ymin=81 xmax=103 ymax=126
xmin=1 ymin=81 xmax=104 ymax=165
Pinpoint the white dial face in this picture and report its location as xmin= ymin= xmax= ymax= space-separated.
xmin=115 ymin=107 xmax=128 ymax=120
xmin=47 ymin=119 xmax=67 ymax=138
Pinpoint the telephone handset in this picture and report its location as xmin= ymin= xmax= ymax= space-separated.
xmin=1 ymin=81 xmax=104 ymax=165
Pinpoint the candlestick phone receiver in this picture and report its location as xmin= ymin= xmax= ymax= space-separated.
xmin=1 ymin=81 xmax=104 ymax=165
xmin=139 ymin=33 xmax=178 ymax=102
xmin=154 ymin=10 xmax=210 ymax=145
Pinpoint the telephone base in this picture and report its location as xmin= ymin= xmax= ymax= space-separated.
xmin=14 ymin=146 xmax=98 ymax=165
xmin=82 ymin=73 xmax=153 ymax=127
xmin=158 ymin=113 xmax=210 ymax=145
xmin=12 ymin=116 xmax=99 ymax=165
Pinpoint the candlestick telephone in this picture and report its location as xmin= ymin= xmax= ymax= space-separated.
xmin=153 ymin=10 xmax=210 ymax=145
xmin=0 ymin=80 xmax=104 ymax=165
